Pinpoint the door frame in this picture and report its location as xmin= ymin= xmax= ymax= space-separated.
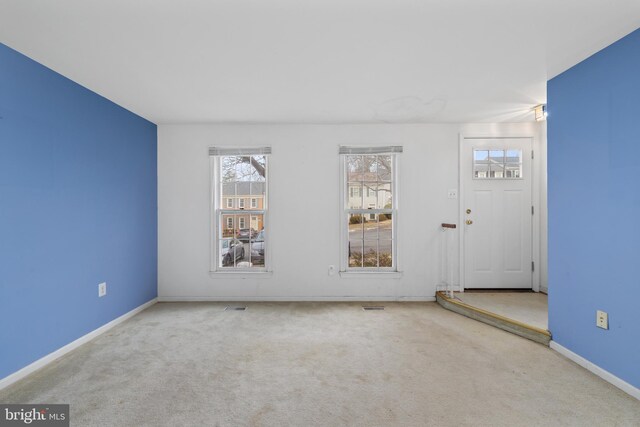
xmin=458 ymin=134 xmax=541 ymax=292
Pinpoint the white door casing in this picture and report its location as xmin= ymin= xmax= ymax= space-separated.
xmin=461 ymin=137 xmax=533 ymax=289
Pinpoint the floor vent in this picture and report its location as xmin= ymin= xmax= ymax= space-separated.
xmin=362 ymin=306 xmax=385 ymax=311
xmin=225 ymin=306 xmax=247 ymax=311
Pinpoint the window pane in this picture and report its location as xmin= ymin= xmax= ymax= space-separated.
xmin=230 ymin=155 xmax=266 ymax=182
xmin=375 ymin=183 xmax=393 ymax=209
xmin=250 ymin=181 xmax=266 ymax=197
xmin=346 ymin=155 xmax=365 ymax=182
xmin=473 ymin=150 xmax=489 ymax=178
xmin=251 ymin=156 xmax=266 ymax=182
xmin=222 ymin=182 xmax=237 ymax=197
xmin=348 ymin=214 xmax=365 ymax=267
xmin=220 ymin=156 xmax=266 ymax=204
xmin=222 ymin=214 xmax=236 ymax=238
xmin=219 ymin=213 xmax=264 ymax=269
xmin=249 ymin=226 xmax=265 ymax=267
xmin=376 ymin=155 xmax=392 ymax=182
xmin=374 ymin=215 xmax=393 ymax=240
xmin=347 ymin=183 xmax=364 ymax=209
xmin=348 ymin=214 xmax=365 ymax=238
xmin=348 ymin=240 xmax=363 ymax=268
xmin=220 ymin=237 xmax=245 ymax=268
xmin=489 ymin=150 xmax=504 ymax=178
xmin=379 ymin=240 xmax=393 ymax=267
xmin=505 ymin=163 xmax=521 ymax=178
xmin=347 ymin=212 xmax=393 ymax=269
xmin=489 ymin=150 xmax=504 ymax=164
xmin=363 ymin=241 xmax=378 ymax=267
xmin=363 ymin=155 xmax=378 ymax=182
xmin=491 ymin=162 xmax=505 ymax=178
xmin=506 ymin=149 xmax=521 ymax=161
xmin=505 ymin=150 xmax=522 ymax=178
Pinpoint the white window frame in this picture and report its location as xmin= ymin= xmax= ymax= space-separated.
xmin=239 ymin=217 xmax=246 ymax=229
xmin=339 ymin=147 xmax=400 ymax=274
xmin=226 ymin=198 xmax=234 ymax=208
xmin=210 ymin=147 xmax=270 ymax=274
xmin=239 ymin=198 xmax=245 ymax=209
xmin=226 ymin=216 xmax=233 ymax=229
xmin=251 ymin=198 xmax=257 ymax=208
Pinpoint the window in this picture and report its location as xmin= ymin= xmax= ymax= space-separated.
xmin=474 ymin=149 xmax=522 ymax=179
xmin=210 ymin=147 xmax=269 ymax=271
xmin=341 ymin=146 xmax=400 ymax=271
xmin=251 ymin=198 xmax=257 ymax=208
xmin=368 ymin=203 xmax=376 ymax=221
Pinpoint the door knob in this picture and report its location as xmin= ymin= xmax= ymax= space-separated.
xmin=466 ymin=220 xmax=473 ymax=225
xmin=466 ymin=209 xmax=471 ymax=214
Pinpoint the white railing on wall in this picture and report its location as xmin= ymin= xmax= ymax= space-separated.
xmin=438 ymin=223 xmax=457 ymax=298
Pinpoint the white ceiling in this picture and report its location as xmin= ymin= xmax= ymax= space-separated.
xmin=1 ymin=1 xmax=639 ymax=124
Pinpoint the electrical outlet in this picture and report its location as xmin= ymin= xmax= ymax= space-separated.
xmin=98 ymin=282 xmax=107 ymax=297
xmin=447 ymin=189 xmax=458 ymax=199
xmin=596 ymin=310 xmax=608 ymax=329
xmin=328 ymin=265 xmax=336 ymax=276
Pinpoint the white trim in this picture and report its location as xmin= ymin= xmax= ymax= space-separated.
xmin=158 ymin=296 xmax=434 ymax=302
xmin=0 ymin=298 xmax=157 ymax=391
xmin=208 ymin=271 xmax=273 ymax=278
xmin=550 ymin=341 xmax=640 ymax=400
xmin=339 ymin=271 xmax=403 ymax=279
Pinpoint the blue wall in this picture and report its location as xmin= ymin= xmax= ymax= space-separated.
xmin=548 ymin=29 xmax=640 ymax=389
xmin=0 ymin=44 xmax=157 ymax=380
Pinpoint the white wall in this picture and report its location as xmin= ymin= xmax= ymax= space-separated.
xmin=158 ymin=123 xmax=545 ymax=301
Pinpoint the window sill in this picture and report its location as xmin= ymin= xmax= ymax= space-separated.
xmin=339 ymin=271 xmax=403 ymax=279
xmin=209 ymin=270 xmax=273 ymax=279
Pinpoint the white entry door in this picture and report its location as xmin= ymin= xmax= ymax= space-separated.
xmin=462 ymin=138 xmax=533 ymax=289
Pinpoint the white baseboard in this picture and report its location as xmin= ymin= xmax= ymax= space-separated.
xmin=158 ymin=296 xmax=436 ymax=302
xmin=540 ymin=286 xmax=548 ymax=294
xmin=550 ymin=341 xmax=639 ymax=400
xmin=0 ymin=298 xmax=157 ymax=391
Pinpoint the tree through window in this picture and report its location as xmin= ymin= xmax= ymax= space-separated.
xmin=211 ymin=148 xmax=269 ymax=271
xmin=341 ymin=147 xmax=400 ymax=271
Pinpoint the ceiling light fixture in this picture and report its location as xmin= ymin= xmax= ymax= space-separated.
xmin=534 ymin=104 xmax=547 ymax=121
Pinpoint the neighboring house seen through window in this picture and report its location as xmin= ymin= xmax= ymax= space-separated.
xmin=211 ymin=147 xmax=269 ymax=271
xmin=341 ymin=146 xmax=400 ymax=271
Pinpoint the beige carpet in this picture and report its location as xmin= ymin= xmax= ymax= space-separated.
xmin=0 ymin=302 xmax=638 ymax=426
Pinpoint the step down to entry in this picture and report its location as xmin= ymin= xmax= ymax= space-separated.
xmin=435 ymin=291 xmax=551 ymax=346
